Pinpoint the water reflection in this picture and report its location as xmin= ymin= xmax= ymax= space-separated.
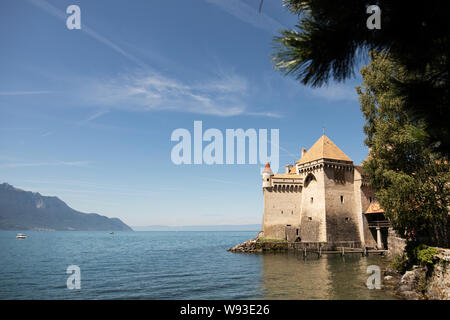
xmin=260 ymin=252 xmax=397 ymax=300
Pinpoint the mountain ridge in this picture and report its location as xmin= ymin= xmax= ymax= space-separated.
xmin=0 ymin=182 xmax=132 ymax=231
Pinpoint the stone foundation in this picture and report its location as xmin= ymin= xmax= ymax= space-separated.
xmin=387 ymin=228 xmax=406 ymax=256
xmin=228 ymin=239 xmax=363 ymax=253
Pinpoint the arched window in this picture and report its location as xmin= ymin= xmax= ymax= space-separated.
xmin=304 ymin=173 xmax=316 ymax=188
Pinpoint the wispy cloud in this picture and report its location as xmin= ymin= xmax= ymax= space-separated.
xmin=307 ymin=83 xmax=358 ymax=102
xmin=79 ymin=109 xmax=110 ymax=124
xmin=0 ymin=160 xmax=90 ymax=169
xmin=0 ymin=91 xmax=51 ymax=96
xmin=14 ymin=178 xmax=174 ymax=197
xmin=27 ymin=0 xmax=281 ymax=118
xmin=279 ymin=145 xmax=298 ymax=159
xmin=28 ymin=0 xmax=148 ymax=68
xmin=0 ymin=127 xmax=34 ymax=131
xmin=205 ymin=0 xmax=285 ymax=33
xmin=246 ymin=111 xmax=282 ymax=118
xmin=200 ymin=177 xmax=252 ymax=187
xmin=85 ymin=71 xmax=279 ymax=117
xmin=259 ymin=70 xmax=360 ymax=103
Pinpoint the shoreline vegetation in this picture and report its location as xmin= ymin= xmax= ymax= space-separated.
xmin=389 ymin=247 xmax=450 ymax=300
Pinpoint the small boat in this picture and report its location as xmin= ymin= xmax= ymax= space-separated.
xmin=109 ymin=232 xmax=114 ymax=235
xmin=16 ymin=233 xmax=27 ymax=239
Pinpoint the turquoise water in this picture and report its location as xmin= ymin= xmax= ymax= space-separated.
xmin=0 ymin=231 xmax=397 ymax=299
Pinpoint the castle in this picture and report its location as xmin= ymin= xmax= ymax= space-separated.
xmin=261 ymin=135 xmax=387 ymax=249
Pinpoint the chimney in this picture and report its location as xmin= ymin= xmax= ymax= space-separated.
xmin=301 ymin=148 xmax=307 ymax=158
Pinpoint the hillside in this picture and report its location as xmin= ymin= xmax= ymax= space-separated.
xmin=0 ymin=183 xmax=132 ymax=231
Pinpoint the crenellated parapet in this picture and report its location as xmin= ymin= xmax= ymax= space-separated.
xmin=297 ymin=159 xmax=354 ymax=174
xmin=270 ymin=174 xmax=303 ymax=192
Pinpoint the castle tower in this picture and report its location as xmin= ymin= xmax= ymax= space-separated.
xmin=296 ymin=135 xmax=364 ymax=245
xmin=262 ymin=162 xmax=273 ymax=188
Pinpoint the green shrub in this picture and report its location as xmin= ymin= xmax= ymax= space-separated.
xmin=390 ymin=253 xmax=409 ymax=274
xmin=405 ymin=242 xmax=438 ymax=266
xmin=415 ymin=245 xmax=438 ymax=265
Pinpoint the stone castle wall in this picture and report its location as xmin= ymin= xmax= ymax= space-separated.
xmin=387 ymin=228 xmax=407 ymax=256
xmin=323 ymin=166 xmax=361 ymax=243
xmin=299 ymin=170 xmax=326 ymax=242
xmin=262 ymin=187 xmax=302 ymax=240
xmin=359 ymin=185 xmax=378 ymax=247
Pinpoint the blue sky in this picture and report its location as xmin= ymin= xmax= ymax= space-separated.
xmin=0 ymin=0 xmax=369 ymax=226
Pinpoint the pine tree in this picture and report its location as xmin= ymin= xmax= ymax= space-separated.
xmin=272 ymin=0 xmax=450 ymax=155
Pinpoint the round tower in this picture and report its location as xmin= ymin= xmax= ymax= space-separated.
xmin=262 ymin=162 xmax=273 ymax=188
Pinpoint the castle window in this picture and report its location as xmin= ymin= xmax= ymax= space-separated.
xmin=304 ymin=173 xmax=316 ymax=188
xmin=310 ymin=197 xmax=313 ymax=203
xmin=369 ymin=197 xmax=373 ymax=203
xmin=308 ymin=217 xmax=312 ymax=221
xmin=281 ymin=210 xmax=283 ymax=214
xmin=291 ymin=210 xmax=293 ymax=215
xmin=266 ymin=178 xmax=269 ymax=181
xmin=296 ymin=229 xmax=299 ymax=236
xmin=340 ymin=195 xmax=344 ymax=203
xmin=345 ymin=217 xmax=351 ymax=221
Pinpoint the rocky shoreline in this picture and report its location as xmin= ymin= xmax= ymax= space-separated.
xmin=227 ymin=238 xmax=286 ymax=253
xmin=390 ymin=249 xmax=450 ymax=300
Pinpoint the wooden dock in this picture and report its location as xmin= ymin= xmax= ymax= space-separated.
xmin=298 ymin=246 xmax=388 ymax=257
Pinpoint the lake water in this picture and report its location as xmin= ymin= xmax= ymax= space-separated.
xmin=0 ymin=231 xmax=397 ymax=299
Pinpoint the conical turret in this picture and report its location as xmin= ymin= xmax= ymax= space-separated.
xmin=297 ymin=135 xmax=352 ymax=165
xmin=262 ymin=162 xmax=273 ymax=188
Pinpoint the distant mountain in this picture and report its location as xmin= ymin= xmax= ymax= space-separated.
xmin=132 ymin=224 xmax=261 ymax=231
xmin=0 ymin=183 xmax=132 ymax=231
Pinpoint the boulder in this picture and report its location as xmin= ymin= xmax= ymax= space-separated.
xmin=396 ymin=267 xmax=427 ymax=300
